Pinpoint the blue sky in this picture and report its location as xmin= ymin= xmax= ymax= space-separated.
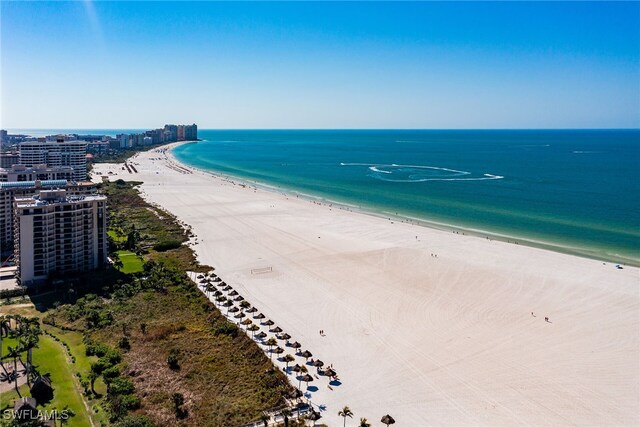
xmin=1 ymin=1 xmax=639 ymax=129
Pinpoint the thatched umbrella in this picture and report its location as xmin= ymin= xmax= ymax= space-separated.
xmin=381 ymin=414 xmax=396 ymax=426
xmin=308 ymin=410 xmax=322 ymax=422
xmin=286 ymin=388 xmax=303 ymax=399
xmin=223 ymin=300 xmax=233 ymax=307
xmin=291 ymin=364 xmax=302 ymax=374
xmin=234 ymin=312 xmax=246 ymax=319
xmin=300 ymin=350 xmax=313 ymax=361
xmin=197 ymin=274 xmax=204 ymax=279
xmin=255 ymin=331 xmax=267 ymax=339
xmin=262 ymin=319 xmax=274 ymax=326
xmin=300 ymin=374 xmax=314 ymax=388
xmin=277 ymin=333 xmax=291 ymax=341
xmin=216 ymin=281 xmax=226 ymax=287
xmin=241 ymin=318 xmax=252 ymax=326
xmin=269 ymin=326 xmax=283 ymax=333
xmin=273 ymin=347 xmax=284 ymax=354
xmin=247 ymin=307 xmax=258 ymax=313
xmin=229 ymin=290 xmax=239 ymax=296
xmin=255 ymin=313 xmax=266 ymax=319
xmin=228 ymin=306 xmax=240 ymax=313
xmin=223 ymin=285 xmax=232 ymax=291
xmin=234 ymin=296 xmax=244 ymax=301
xmin=248 ymin=324 xmax=260 ymax=338
xmin=290 ymin=341 xmax=301 ymax=350
xmin=313 ymin=359 xmax=324 ymax=368
xmin=213 ymin=277 xmax=222 ymax=282
xmin=324 ymin=368 xmax=337 ymax=377
xmin=213 ymin=290 xmax=222 ymax=297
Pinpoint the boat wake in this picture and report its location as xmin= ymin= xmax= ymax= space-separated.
xmin=340 ymin=163 xmax=504 ymax=182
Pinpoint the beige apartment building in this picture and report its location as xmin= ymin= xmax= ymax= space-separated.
xmin=13 ymin=189 xmax=107 ymax=286
xmin=0 ymin=180 xmax=97 ymax=257
xmin=0 ymin=164 xmax=75 ymax=182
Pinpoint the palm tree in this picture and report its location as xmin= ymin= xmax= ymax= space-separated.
xmin=6 ymin=346 xmax=22 ymax=397
xmin=283 ymin=354 xmax=295 ymax=372
xmin=259 ymin=413 xmax=269 ymax=427
xmin=281 ymin=408 xmax=292 ymax=427
xmin=338 ymin=406 xmax=353 ymax=427
xmin=358 ymin=417 xmax=370 ymax=427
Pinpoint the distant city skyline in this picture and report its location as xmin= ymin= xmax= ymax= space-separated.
xmin=2 ymin=1 xmax=639 ymax=129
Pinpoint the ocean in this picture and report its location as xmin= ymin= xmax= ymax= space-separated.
xmin=10 ymin=128 xmax=639 ymax=264
xmin=172 ymin=130 xmax=640 ymax=265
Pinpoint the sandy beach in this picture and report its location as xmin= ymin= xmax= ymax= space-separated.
xmin=93 ymin=143 xmax=639 ymax=426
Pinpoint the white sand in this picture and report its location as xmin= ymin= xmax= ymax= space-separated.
xmin=94 ymin=144 xmax=639 ymax=426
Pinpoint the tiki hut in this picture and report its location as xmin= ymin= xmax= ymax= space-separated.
xmin=381 ymin=414 xmax=396 ymax=426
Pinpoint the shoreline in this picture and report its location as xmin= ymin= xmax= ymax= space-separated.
xmin=169 ymin=141 xmax=638 ymax=267
xmin=94 ymin=144 xmax=639 ymax=425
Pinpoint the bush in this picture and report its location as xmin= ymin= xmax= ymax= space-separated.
xmin=108 ymin=378 xmax=135 ymax=396
xmin=115 ymin=415 xmax=153 ymax=427
xmin=153 ymin=239 xmax=182 ymax=252
xmin=119 ymin=394 xmax=141 ymax=410
xmin=167 ymin=349 xmax=180 ymax=370
xmin=213 ymin=321 xmax=239 ymax=338
xmin=118 ymin=336 xmax=130 ymax=351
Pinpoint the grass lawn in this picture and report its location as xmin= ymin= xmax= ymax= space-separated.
xmin=108 ymin=230 xmax=126 ymax=244
xmin=1 ymin=335 xmax=92 ymax=427
xmin=115 ymin=250 xmax=144 ymax=274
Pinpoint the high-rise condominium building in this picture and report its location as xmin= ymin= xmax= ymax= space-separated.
xmin=0 ymin=152 xmax=20 ymax=169
xmin=184 ymin=124 xmax=198 ymax=141
xmin=14 ymin=189 xmax=107 ymax=286
xmin=0 ymin=164 xmax=75 ymax=182
xmin=19 ymin=141 xmax=88 ymax=181
xmin=0 ymin=180 xmax=97 ymax=257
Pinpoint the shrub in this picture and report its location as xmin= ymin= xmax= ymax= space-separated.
xmin=108 ymin=378 xmax=135 ymax=396
xmin=118 ymin=336 xmax=130 ymax=351
xmin=153 ymin=240 xmax=182 ymax=252
xmin=115 ymin=415 xmax=153 ymax=427
xmin=167 ymin=349 xmax=180 ymax=370
xmin=213 ymin=321 xmax=239 ymax=338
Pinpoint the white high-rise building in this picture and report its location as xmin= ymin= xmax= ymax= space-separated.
xmin=0 ymin=180 xmax=97 ymax=257
xmin=19 ymin=141 xmax=88 ymax=181
xmin=14 ymin=189 xmax=107 ymax=286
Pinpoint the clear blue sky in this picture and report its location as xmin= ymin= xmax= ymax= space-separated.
xmin=1 ymin=1 xmax=639 ymax=129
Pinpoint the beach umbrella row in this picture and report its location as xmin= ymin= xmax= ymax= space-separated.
xmin=195 ymin=272 xmax=339 ymax=394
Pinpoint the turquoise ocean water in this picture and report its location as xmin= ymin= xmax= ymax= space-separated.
xmin=173 ymin=130 xmax=639 ymax=265
xmin=12 ymin=128 xmax=638 ymax=264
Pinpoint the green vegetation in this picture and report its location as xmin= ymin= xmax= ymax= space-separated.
xmin=0 ymin=179 xmax=293 ymax=426
xmin=114 ymin=251 xmax=144 ymax=274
